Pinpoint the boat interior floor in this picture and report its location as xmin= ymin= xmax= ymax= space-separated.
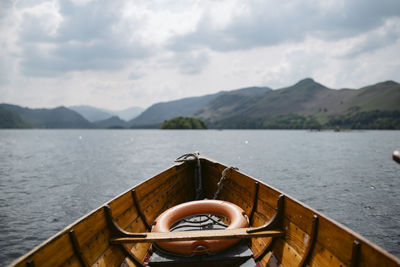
xmin=147 ymin=241 xmax=256 ymax=267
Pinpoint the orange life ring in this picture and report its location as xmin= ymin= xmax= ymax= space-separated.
xmin=152 ymin=200 xmax=249 ymax=256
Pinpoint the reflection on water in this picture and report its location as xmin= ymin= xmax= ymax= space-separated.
xmin=0 ymin=129 xmax=399 ymax=265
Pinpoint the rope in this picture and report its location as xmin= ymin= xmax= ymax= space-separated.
xmin=175 ymin=152 xmax=203 ymax=200
xmin=213 ymin=166 xmax=238 ymax=200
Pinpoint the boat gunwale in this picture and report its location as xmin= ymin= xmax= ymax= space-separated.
xmin=10 ymin=161 xmax=187 ymax=266
xmin=10 ymin=156 xmax=400 ymax=266
xmin=202 ymin=156 xmax=400 ymax=265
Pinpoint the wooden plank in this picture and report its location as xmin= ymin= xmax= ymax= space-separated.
xmin=257 ymin=183 xmax=281 ymax=212
xmin=124 ymin=217 xmax=151 ymax=260
xmin=61 ymin=256 xmax=82 ymax=267
xmin=137 ymin=174 xmax=179 ymax=211
xmin=110 ymin=229 xmax=284 ymax=243
xmin=135 ymin=164 xmax=192 ymax=200
xmin=143 ymin=177 xmax=193 ymax=224
xmin=284 ymin=197 xmax=315 ymax=236
xmin=229 ymin=171 xmax=257 ymax=198
xmin=129 ymin=242 xmax=151 ymax=263
xmin=114 ymin=205 xmax=140 ymax=230
xmin=315 ymin=215 xmax=354 ymax=264
xmin=137 ymin=165 xmax=194 ymax=222
xmin=282 ymin=218 xmax=308 ymax=256
xmin=218 ymin=185 xmax=252 ymax=214
xmin=73 ymin=208 xmax=108 ymax=249
xmin=80 ymin=227 xmax=112 ymax=265
xmin=358 ymin=239 xmax=400 ymax=267
xmin=307 ymin=242 xmax=346 ymax=267
xmin=250 ymin=212 xmax=272 ymax=256
xmin=255 ymin=198 xmax=277 ymax=222
xmin=23 ymin=232 xmax=75 ymax=267
xmin=223 ymin=181 xmax=253 ymax=209
xmin=272 ymin=238 xmax=302 ymax=267
xmin=108 ymin=191 xmax=135 ymax=219
xmin=91 ymin=245 xmax=126 ymax=267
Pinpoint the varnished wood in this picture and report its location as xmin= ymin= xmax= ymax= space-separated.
xmin=247 ymin=194 xmax=285 ymax=233
xmin=119 ymin=244 xmax=144 ymax=267
xmin=299 ymin=214 xmax=318 ymax=267
xmin=350 ymin=240 xmax=361 ymax=267
xmin=110 ymin=229 xmax=284 ymax=244
xmin=131 ymin=189 xmax=150 ymax=231
xmin=104 ymin=205 xmax=147 ymax=238
xmin=249 ymin=182 xmax=259 ymax=224
xmin=11 ymin=156 xmax=400 ymax=267
xmin=68 ymin=229 xmax=89 ymax=267
xmin=254 ymin=237 xmax=276 ymax=262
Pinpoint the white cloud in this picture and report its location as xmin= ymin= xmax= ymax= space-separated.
xmin=0 ymin=0 xmax=399 ymax=109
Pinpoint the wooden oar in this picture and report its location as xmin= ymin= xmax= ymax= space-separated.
xmin=393 ymin=150 xmax=400 ymax=164
xmin=110 ymin=228 xmax=284 ymax=244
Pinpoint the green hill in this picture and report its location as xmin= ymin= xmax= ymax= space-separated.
xmin=0 ymin=104 xmax=94 ymax=128
xmin=129 ymin=92 xmax=223 ymax=127
xmin=129 ymin=86 xmax=271 ymax=127
xmin=0 ymin=107 xmax=31 ymax=128
xmin=195 ymin=79 xmax=400 ymax=129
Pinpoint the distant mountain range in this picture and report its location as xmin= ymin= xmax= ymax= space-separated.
xmin=69 ymin=105 xmax=144 ymax=122
xmin=131 ymin=78 xmax=400 ymax=129
xmin=1 ymin=78 xmax=399 ymax=129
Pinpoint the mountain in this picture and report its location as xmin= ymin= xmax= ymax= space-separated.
xmin=193 ymin=86 xmax=273 ymax=123
xmin=1 ymin=79 xmax=398 ymax=129
xmin=69 ymin=105 xmax=113 ymax=122
xmin=0 ymin=104 xmax=93 ymax=128
xmin=70 ymin=105 xmax=144 ymax=122
xmin=103 ymin=106 xmax=144 ymax=121
xmin=196 ymin=78 xmax=400 ymax=128
xmin=129 ymin=86 xmax=271 ymax=127
xmin=93 ymin=116 xmax=128 ymax=128
xmin=129 ymin=92 xmax=222 ymax=127
xmin=128 ymin=78 xmax=399 ymax=129
xmin=0 ymin=107 xmax=31 ymax=128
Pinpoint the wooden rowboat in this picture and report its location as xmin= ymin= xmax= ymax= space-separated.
xmin=12 ymin=154 xmax=400 ymax=266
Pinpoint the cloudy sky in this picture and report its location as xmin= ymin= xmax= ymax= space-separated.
xmin=1 ymin=0 xmax=399 ymax=110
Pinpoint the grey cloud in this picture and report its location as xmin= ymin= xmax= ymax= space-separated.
xmin=176 ymin=51 xmax=209 ymax=75
xmin=21 ymin=40 xmax=149 ymax=76
xmin=19 ymin=0 xmax=151 ymax=76
xmin=0 ymin=0 xmax=13 ymax=19
xmin=55 ymin=0 xmax=117 ymax=43
xmin=343 ymin=21 xmax=400 ymax=58
xmin=168 ymin=0 xmax=400 ymax=52
xmin=128 ymin=72 xmax=145 ymax=80
xmin=0 ymin=58 xmax=9 ymax=85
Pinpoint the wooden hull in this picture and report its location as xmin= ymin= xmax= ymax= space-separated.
xmin=12 ymin=157 xmax=400 ymax=266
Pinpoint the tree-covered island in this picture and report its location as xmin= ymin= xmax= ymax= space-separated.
xmin=160 ymin=117 xmax=208 ymax=129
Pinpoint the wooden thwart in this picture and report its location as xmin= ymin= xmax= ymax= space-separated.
xmin=110 ymin=228 xmax=284 ymax=244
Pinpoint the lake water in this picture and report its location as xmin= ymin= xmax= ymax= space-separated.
xmin=0 ymin=129 xmax=399 ymax=265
